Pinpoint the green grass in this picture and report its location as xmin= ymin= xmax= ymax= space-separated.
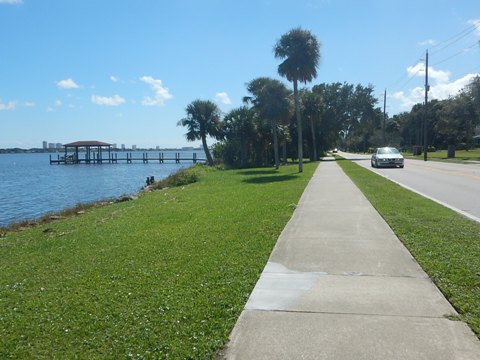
xmin=336 ymin=158 xmax=480 ymax=336
xmin=0 ymin=163 xmax=316 ymax=359
xmin=404 ymin=148 xmax=480 ymax=163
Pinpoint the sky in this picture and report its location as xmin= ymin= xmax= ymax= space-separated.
xmin=1 ymin=0 xmax=479 ymax=149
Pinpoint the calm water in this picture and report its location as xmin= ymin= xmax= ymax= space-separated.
xmin=0 ymin=151 xmax=205 ymax=227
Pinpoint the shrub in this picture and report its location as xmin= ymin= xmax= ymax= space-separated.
xmin=149 ymin=165 xmax=202 ymax=190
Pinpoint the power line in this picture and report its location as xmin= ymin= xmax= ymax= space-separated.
xmin=431 ymin=41 xmax=480 ymax=66
xmin=388 ymin=53 xmax=424 ymax=91
xmin=389 ymin=24 xmax=480 ymax=93
xmin=384 ymin=22 xmax=480 ymax=109
xmin=430 ymin=22 xmax=480 ymax=55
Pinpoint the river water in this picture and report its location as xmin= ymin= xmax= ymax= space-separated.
xmin=0 ymin=151 xmax=205 ymax=227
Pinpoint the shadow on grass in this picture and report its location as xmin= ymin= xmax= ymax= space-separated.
xmin=242 ymin=174 xmax=297 ymax=184
xmin=238 ymin=169 xmax=279 ymax=176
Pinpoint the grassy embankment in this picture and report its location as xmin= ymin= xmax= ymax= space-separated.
xmin=337 ymin=158 xmax=480 ymax=337
xmin=0 ymin=163 xmax=316 ymax=359
xmin=404 ymin=148 xmax=480 ymax=162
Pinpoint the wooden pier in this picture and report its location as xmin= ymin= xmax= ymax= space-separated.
xmin=50 ymin=152 xmax=205 ymax=165
xmin=49 ymin=141 xmax=205 ymax=165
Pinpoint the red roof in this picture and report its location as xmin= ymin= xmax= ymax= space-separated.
xmin=63 ymin=141 xmax=112 ymax=147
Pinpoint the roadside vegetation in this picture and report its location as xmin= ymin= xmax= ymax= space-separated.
xmin=404 ymin=148 xmax=480 ymax=163
xmin=174 ymin=25 xmax=479 ymax=171
xmin=0 ymin=163 xmax=316 ymax=359
xmin=337 ymin=158 xmax=480 ymax=336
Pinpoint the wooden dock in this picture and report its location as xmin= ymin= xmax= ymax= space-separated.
xmin=50 ymin=152 xmax=206 ymax=165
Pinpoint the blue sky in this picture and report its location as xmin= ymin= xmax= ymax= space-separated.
xmin=1 ymin=0 xmax=479 ymax=149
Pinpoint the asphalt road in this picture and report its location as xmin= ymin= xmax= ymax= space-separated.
xmin=338 ymin=151 xmax=480 ymax=222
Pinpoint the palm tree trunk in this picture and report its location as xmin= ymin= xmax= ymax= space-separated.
xmin=310 ymin=117 xmax=317 ymax=161
xmin=201 ymin=136 xmax=214 ymax=166
xmin=294 ymin=80 xmax=303 ymax=172
xmin=272 ymin=122 xmax=280 ymax=169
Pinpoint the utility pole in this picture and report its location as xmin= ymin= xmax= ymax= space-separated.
xmin=423 ymin=50 xmax=429 ymax=161
xmin=383 ymin=89 xmax=387 ymax=145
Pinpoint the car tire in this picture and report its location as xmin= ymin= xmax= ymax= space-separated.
xmin=371 ymin=161 xmax=375 ymax=168
xmin=399 ymin=165 xmax=404 ymax=168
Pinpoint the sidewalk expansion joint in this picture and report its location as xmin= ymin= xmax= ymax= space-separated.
xmin=264 ymin=270 xmax=429 ymax=280
xmin=246 ymin=308 xmax=451 ymax=320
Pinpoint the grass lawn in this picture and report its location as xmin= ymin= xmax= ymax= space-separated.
xmin=336 ymin=158 xmax=480 ymax=337
xmin=404 ymin=148 xmax=480 ymax=162
xmin=0 ymin=163 xmax=316 ymax=359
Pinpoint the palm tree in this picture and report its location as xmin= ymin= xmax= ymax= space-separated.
xmin=274 ymin=28 xmax=321 ymax=172
xmin=244 ymin=77 xmax=292 ymax=169
xmin=177 ymin=99 xmax=223 ymax=166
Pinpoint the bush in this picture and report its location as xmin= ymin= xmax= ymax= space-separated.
xmin=149 ymin=166 xmax=201 ymax=190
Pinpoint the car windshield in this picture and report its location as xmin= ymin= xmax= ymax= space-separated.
xmin=378 ymin=148 xmax=400 ymax=155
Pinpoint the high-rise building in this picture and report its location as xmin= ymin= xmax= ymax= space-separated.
xmin=48 ymin=143 xmax=55 ymax=149
xmin=132 ymin=145 xmax=137 ymax=150
xmin=121 ymin=144 xmax=125 ymax=151
xmin=42 ymin=141 xmax=48 ymax=150
xmin=56 ymin=143 xmax=62 ymax=149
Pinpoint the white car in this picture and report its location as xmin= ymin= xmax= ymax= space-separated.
xmin=371 ymin=147 xmax=404 ymax=168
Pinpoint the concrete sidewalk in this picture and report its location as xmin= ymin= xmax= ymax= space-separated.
xmin=219 ymin=160 xmax=480 ymax=359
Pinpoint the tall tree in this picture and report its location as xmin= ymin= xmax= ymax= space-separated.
xmin=312 ymin=82 xmax=353 ymax=151
xmin=177 ymin=99 xmax=222 ymax=166
xmin=301 ymin=89 xmax=323 ymax=161
xmin=274 ymin=27 xmax=321 ymax=172
xmin=244 ymin=77 xmax=292 ymax=169
xmin=222 ymin=106 xmax=257 ymax=167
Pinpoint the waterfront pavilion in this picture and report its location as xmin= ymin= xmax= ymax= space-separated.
xmin=63 ymin=141 xmax=112 ymax=164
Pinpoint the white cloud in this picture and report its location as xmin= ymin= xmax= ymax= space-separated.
xmin=418 ymin=39 xmax=437 ymax=47
xmin=391 ymin=89 xmax=422 ymax=112
xmin=54 ymin=99 xmax=62 ymax=106
xmin=91 ymin=94 xmax=126 ymax=106
xmin=214 ymin=92 xmax=232 ymax=105
xmin=430 ymin=73 xmax=478 ymax=99
xmin=139 ymin=76 xmax=172 ymax=106
xmin=0 ymin=0 xmax=23 ymax=4
xmin=468 ymin=19 xmax=480 ymax=37
xmin=406 ymin=63 xmax=450 ymax=84
xmin=0 ymin=100 xmax=16 ymax=110
xmin=110 ymin=75 xmax=119 ymax=83
xmin=57 ymin=78 xmax=79 ymax=89
xmin=391 ymin=72 xmax=480 ymax=112
xmin=24 ymin=101 xmax=35 ymax=107
xmin=46 ymin=107 xmax=54 ymax=112
xmin=429 ymin=68 xmax=451 ymax=84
